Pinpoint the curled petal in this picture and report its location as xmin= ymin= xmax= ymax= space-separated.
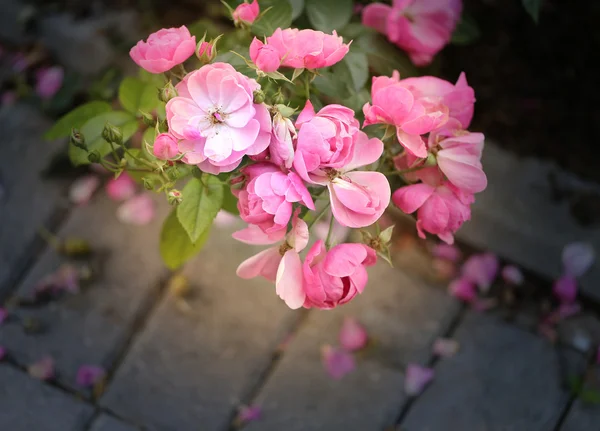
xmin=236 ymin=247 xmax=281 ymax=282
xmin=276 ymin=251 xmax=306 ymax=309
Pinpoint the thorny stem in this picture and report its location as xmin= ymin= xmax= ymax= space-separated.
xmin=306 ymin=202 xmax=331 ymax=230
xmin=324 ymin=212 xmax=335 ymax=249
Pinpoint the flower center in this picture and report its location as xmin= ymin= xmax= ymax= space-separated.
xmin=209 ymin=110 xmax=225 ymax=125
xmin=279 ymin=242 xmax=292 ymax=256
xmin=324 ymin=168 xmax=341 ymax=181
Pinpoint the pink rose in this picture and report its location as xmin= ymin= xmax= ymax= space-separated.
xmin=262 ymin=28 xmax=350 ymax=70
xmin=233 ymin=0 xmax=260 ymax=25
xmin=196 ymin=41 xmax=215 ymax=64
xmin=363 ymin=70 xmax=449 ymax=158
xmin=249 ymin=38 xmax=282 ymax=73
xmin=393 ymin=181 xmax=472 ymax=244
xmin=166 ymin=63 xmax=271 ymax=174
xmin=235 ymin=163 xmax=315 ymax=237
xmin=130 ymin=26 xmax=196 ymax=74
xmin=153 ymin=133 xmax=179 ymax=160
xmin=35 ymin=66 xmax=64 ymax=99
xmin=293 ymin=101 xmax=391 ymax=228
xmin=236 ymin=212 xmax=309 ymax=309
xmin=362 ymin=0 xmax=462 ymax=66
xmin=303 ymin=240 xmax=377 ymax=309
xmin=106 ymin=172 xmax=136 ymax=202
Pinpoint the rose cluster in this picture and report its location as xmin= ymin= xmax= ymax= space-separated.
xmin=124 ymin=0 xmax=484 ymax=311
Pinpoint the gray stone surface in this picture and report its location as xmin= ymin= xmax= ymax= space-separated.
xmin=0 ymin=0 xmax=31 ymax=44
xmin=0 ymin=364 xmax=93 ymax=430
xmin=558 ymin=313 xmax=600 ymax=354
xmin=0 ymin=193 xmax=169 ymax=390
xmin=0 ymin=103 xmax=67 ymax=295
xmin=89 ymin=414 xmax=139 ymax=431
xmin=561 ymin=399 xmax=600 ymax=431
xmin=245 ymin=262 xmax=459 ymax=431
xmin=401 ymin=312 xmax=570 ymax=431
xmin=457 ymin=142 xmax=600 ymax=301
xmin=101 ymin=221 xmax=296 ymax=431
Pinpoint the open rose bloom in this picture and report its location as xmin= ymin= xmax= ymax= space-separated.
xmin=57 ymin=0 xmax=487 ymax=313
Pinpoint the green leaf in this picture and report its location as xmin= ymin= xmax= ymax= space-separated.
xmin=68 ymin=111 xmax=138 ymax=166
xmin=305 ymin=0 xmax=352 ymax=33
xmin=221 ymin=186 xmax=239 ymax=215
xmin=119 ymin=77 xmax=160 ymax=116
xmin=451 ymin=14 xmax=481 ymax=45
xmin=291 ymin=67 xmax=305 ymax=81
xmin=160 ymin=209 xmax=211 ymax=270
xmin=288 ymin=0 xmax=304 ymax=20
xmin=252 ymin=0 xmax=293 ymax=37
xmin=44 ymin=101 xmax=112 ymax=140
xmin=580 ymin=389 xmax=600 ymax=404
xmin=340 ymin=51 xmax=368 ymax=91
xmin=356 ymin=33 xmax=418 ymax=77
xmin=187 ymin=18 xmax=223 ymax=40
xmin=522 ymin=0 xmax=542 ymax=23
xmin=177 ymin=176 xmax=224 ymax=243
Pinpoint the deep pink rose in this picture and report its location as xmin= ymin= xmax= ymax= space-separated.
xmin=130 ymin=26 xmax=196 ymax=74
xmin=235 ymin=163 xmax=315 ymax=237
xmin=262 ymin=28 xmax=350 ymax=70
xmin=233 ymin=0 xmax=260 ymax=25
xmin=166 ymin=63 xmax=271 ymax=174
xmin=36 ymin=66 xmax=64 ymax=99
xmin=303 ymin=240 xmax=377 ymax=309
xmin=362 ymin=0 xmax=462 ymax=66
xmin=249 ymin=38 xmax=282 ymax=73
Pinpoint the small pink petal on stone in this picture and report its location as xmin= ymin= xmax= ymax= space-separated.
xmin=28 ymin=356 xmax=55 ymax=381
xmin=237 ymin=405 xmax=262 ymax=424
xmin=553 ymin=275 xmax=577 ymax=303
xmin=0 ymin=307 xmax=7 ymax=324
xmin=321 ymin=345 xmax=355 ymax=380
xmin=448 ymin=277 xmax=476 ymax=302
xmin=461 ymin=252 xmax=499 ymax=292
xmin=117 ymin=194 xmax=155 ymax=225
xmin=562 ymin=242 xmax=595 ymax=278
xmin=501 ymin=265 xmax=524 ymax=285
xmin=339 ymin=317 xmax=368 ymax=352
xmin=0 ymin=346 xmax=6 ymax=360
xmin=76 ymin=365 xmax=106 ymax=387
xmin=69 ymin=175 xmax=100 ymax=205
xmin=405 ymin=364 xmax=434 ymax=396
xmin=431 ymin=243 xmax=462 ymax=262
xmin=432 ymin=338 xmax=459 ymax=358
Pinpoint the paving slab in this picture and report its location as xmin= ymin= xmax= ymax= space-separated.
xmin=0 ymin=103 xmax=67 ymax=295
xmin=0 ymin=364 xmax=93 ymax=430
xmin=0 ymin=193 xmax=169 ymax=391
xmin=244 ymin=262 xmax=460 ymax=431
xmin=560 ymin=396 xmax=600 ymax=431
xmin=401 ymin=312 xmax=571 ymax=431
xmin=101 ymin=221 xmax=296 ymax=431
xmin=457 ymin=142 xmax=600 ymax=301
xmin=89 ymin=413 xmax=139 ymax=431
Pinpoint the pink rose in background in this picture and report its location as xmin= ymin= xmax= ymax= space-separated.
xmin=362 ymin=0 xmax=462 ymax=66
xmin=363 ymin=71 xmax=449 ymax=158
xmin=153 ymin=133 xmax=179 ymax=160
xmin=249 ymin=38 xmax=282 ymax=73
xmin=236 ymin=212 xmax=309 ymax=309
xmin=36 ymin=66 xmax=64 ymax=99
xmin=106 ymin=173 xmax=136 ymax=202
xmin=393 ymin=181 xmax=472 ymax=244
xmin=130 ymin=26 xmax=196 ymax=74
xmin=117 ymin=194 xmax=155 ymax=225
xmin=167 ymin=63 xmax=271 ymax=174
xmin=303 ymin=240 xmax=377 ymax=309
xmin=269 ymin=112 xmax=296 ymax=169
xmin=235 ymin=163 xmax=315 ymax=237
xmin=264 ymin=28 xmax=350 ymax=70
xmin=233 ymin=0 xmax=260 ymax=25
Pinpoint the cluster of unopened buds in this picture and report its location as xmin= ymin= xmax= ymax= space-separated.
xmin=91 ymin=0 xmax=487 ymax=311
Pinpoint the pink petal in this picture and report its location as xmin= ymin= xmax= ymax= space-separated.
xmin=116 ymin=194 xmax=156 ymax=225
xmin=236 ymin=247 xmax=281 ymax=282
xmin=237 ymin=405 xmax=262 ymax=424
xmin=344 ymin=132 xmax=384 ymax=171
xmin=448 ymin=277 xmax=476 ymax=302
xmin=321 ymin=345 xmax=355 ymax=380
xmin=28 ymin=356 xmax=55 ymax=381
xmin=69 ymin=175 xmax=100 ymax=205
xmin=392 ymin=183 xmax=435 ymax=214
xmin=553 ymin=275 xmax=577 ymax=303
xmin=275 ymin=251 xmax=306 ymax=309
xmin=76 ymin=365 xmax=106 ymax=387
xmin=396 ymin=129 xmax=428 ymax=158
xmin=339 ymin=317 xmax=368 ymax=352
xmin=405 ymin=364 xmax=434 ymax=396
xmin=432 ymin=338 xmax=459 ymax=358
xmin=501 ymin=265 xmax=524 ymax=285
xmin=431 ymin=243 xmax=461 ymax=262
xmin=105 ymin=173 xmax=136 ymax=202
xmin=562 ymin=242 xmax=595 ymax=278
xmin=361 ymin=3 xmax=391 ymax=34
xmin=461 ymin=253 xmax=499 ymax=292
xmin=233 ymin=224 xmax=286 ymax=245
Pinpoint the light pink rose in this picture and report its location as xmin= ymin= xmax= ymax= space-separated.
xmin=35 ymin=66 xmax=64 ymax=99
xmin=393 ymin=181 xmax=472 ymax=244
xmin=363 ymin=71 xmax=449 ymax=157
xmin=302 ymin=240 xmax=377 ymax=309
xmin=268 ymin=113 xmax=296 ymax=169
xmin=262 ymin=28 xmax=350 ymax=70
xmin=249 ymin=38 xmax=282 ymax=73
xmin=129 ymin=26 xmax=196 ymax=74
xmin=362 ymin=0 xmax=462 ymax=66
xmin=233 ymin=0 xmax=260 ymax=25
xmin=153 ymin=133 xmax=179 ymax=160
xmin=167 ymin=63 xmax=271 ymax=174
xmin=106 ymin=173 xmax=136 ymax=202
xmin=235 ymin=163 xmax=315 ymax=237
xmin=236 ymin=212 xmax=309 ymax=309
